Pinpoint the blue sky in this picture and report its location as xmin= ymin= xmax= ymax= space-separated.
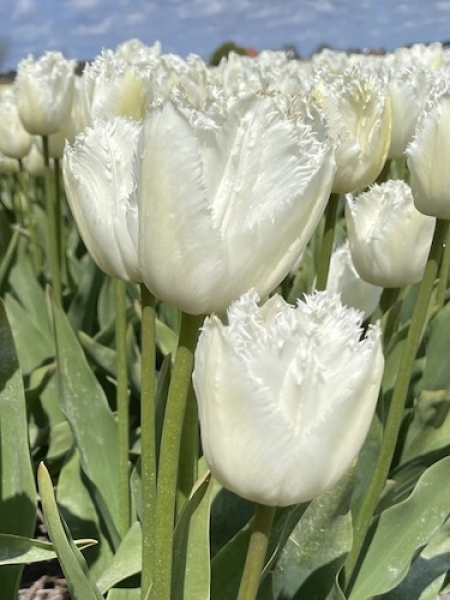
xmin=1 ymin=0 xmax=450 ymax=70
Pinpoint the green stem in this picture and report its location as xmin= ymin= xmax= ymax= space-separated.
xmin=115 ymin=278 xmax=130 ymax=538
xmin=237 ymin=504 xmax=276 ymax=600
xmin=152 ymin=311 xmax=202 ymax=599
xmin=53 ymin=158 xmax=67 ymax=289
xmin=315 ymin=193 xmax=340 ymax=291
xmin=435 ymin=225 xmax=450 ymax=311
xmin=344 ymin=218 xmax=450 ymax=589
xmin=176 ymin=383 xmax=199 ymax=516
xmin=42 ymin=136 xmax=62 ymax=302
xmin=140 ymin=285 xmax=156 ymax=600
xmin=379 ymin=287 xmax=402 ymax=348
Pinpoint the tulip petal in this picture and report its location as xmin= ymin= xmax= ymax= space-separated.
xmin=138 ymin=101 xmax=227 ymax=314
xmin=63 ymin=117 xmax=141 ymax=282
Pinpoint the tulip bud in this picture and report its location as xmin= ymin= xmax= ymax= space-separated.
xmin=407 ymin=79 xmax=450 ymax=219
xmin=137 ymin=90 xmax=336 ymax=314
xmin=326 ymin=241 xmax=382 ymax=318
xmin=192 ymin=289 xmax=384 ymax=506
xmin=0 ymin=89 xmax=32 ymax=159
xmin=346 ymin=180 xmax=435 ymax=288
xmin=15 ymin=52 xmax=75 ymax=136
xmin=62 ymin=117 xmax=142 ymax=282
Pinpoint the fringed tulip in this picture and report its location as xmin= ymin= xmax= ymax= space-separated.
xmin=313 ymin=65 xmax=391 ymax=193
xmin=62 ymin=117 xmax=142 ymax=282
xmin=346 ymin=180 xmax=435 ymax=287
xmin=137 ymin=90 xmax=336 ymax=314
xmin=326 ymin=241 xmax=382 ymax=318
xmin=192 ymin=290 xmax=384 ymax=506
xmin=15 ymin=52 xmax=75 ymax=136
xmin=407 ymin=80 xmax=450 ymax=219
xmin=0 ymin=89 xmax=32 ymax=159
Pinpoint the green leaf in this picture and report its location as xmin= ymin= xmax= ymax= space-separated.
xmin=401 ymin=389 xmax=450 ymax=463
xmin=66 ymin=257 xmax=104 ymax=335
xmin=382 ymin=516 xmax=450 ymax=600
xmin=57 ymin=449 xmax=115 ymax=579
xmin=50 ymin=289 xmax=121 ymax=547
xmin=0 ymin=228 xmax=19 ymax=294
xmin=96 ymin=521 xmax=142 ymax=594
xmin=349 ymin=456 xmax=450 ymax=600
xmin=273 ymin=468 xmax=354 ymax=600
xmin=419 ymin=301 xmax=450 ymax=392
xmin=172 ymin=469 xmax=213 ymax=600
xmin=37 ymin=462 xmax=104 ymax=600
xmin=0 ymin=299 xmax=37 ymax=597
xmin=4 ymin=292 xmax=54 ymax=374
xmin=0 ymin=534 xmax=96 ymax=565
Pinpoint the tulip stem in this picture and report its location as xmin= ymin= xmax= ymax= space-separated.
xmin=53 ymin=158 xmax=67 ymax=288
xmin=237 ymin=504 xmax=276 ymax=600
xmin=115 ymin=277 xmax=130 ymax=538
xmin=42 ymin=136 xmax=62 ymax=303
xmin=435 ymin=225 xmax=450 ymax=311
xmin=344 ymin=218 xmax=450 ymax=590
xmin=140 ymin=285 xmax=156 ymax=600
xmin=152 ymin=311 xmax=202 ymax=599
xmin=315 ymin=193 xmax=340 ymax=291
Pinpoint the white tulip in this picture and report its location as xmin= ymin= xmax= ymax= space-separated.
xmin=62 ymin=117 xmax=142 ymax=282
xmin=22 ymin=141 xmax=46 ymax=177
xmin=0 ymin=151 xmax=19 ymax=173
xmin=137 ymin=90 xmax=336 ymax=314
xmin=346 ymin=180 xmax=436 ymax=288
xmin=83 ymin=50 xmax=155 ymax=122
xmin=192 ymin=289 xmax=384 ymax=507
xmin=0 ymin=89 xmax=32 ymax=159
xmin=15 ymin=52 xmax=75 ymax=136
xmin=326 ymin=241 xmax=382 ymax=318
xmin=313 ymin=65 xmax=391 ymax=193
xmin=387 ymin=64 xmax=432 ymax=159
xmin=407 ymin=79 xmax=450 ymax=219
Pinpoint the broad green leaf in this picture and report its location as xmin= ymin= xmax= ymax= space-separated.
xmin=0 ymin=534 xmax=96 ymax=565
xmin=0 ymin=299 xmax=37 ymax=597
xmin=37 ymin=462 xmax=104 ymax=600
xmin=8 ymin=252 xmax=50 ymax=327
xmin=383 ymin=517 xmax=450 ymax=600
xmin=172 ymin=469 xmax=212 ymax=600
xmin=57 ymin=449 xmax=114 ymax=579
xmin=273 ymin=468 xmax=354 ymax=600
xmin=96 ymin=522 xmax=142 ymax=594
xmin=107 ymin=589 xmax=141 ymax=600
xmin=401 ymin=389 xmax=450 ymax=463
xmin=5 ymin=292 xmax=54 ymax=374
xmin=50 ymin=290 xmax=121 ymax=547
xmin=349 ymin=456 xmax=450 ymax=600
xmin=78 ymin=330 xmax=141 ymax=398
xmin=419 ymin=301 xmax=450 ymax=392
xmin=66 ymin=257 xmax=104 ymax=335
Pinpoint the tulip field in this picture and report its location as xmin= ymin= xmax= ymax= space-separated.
xmin=2 ymin=39 xmax=450 ymax=600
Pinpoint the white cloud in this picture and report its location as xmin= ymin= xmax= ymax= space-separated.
xmin=12 ymin=0 xmax=35 ymax=20
xmin=73 ymin=15 xmax=115 ymax=36
xmin=68 ymin=0 xmax=102 ymax=10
